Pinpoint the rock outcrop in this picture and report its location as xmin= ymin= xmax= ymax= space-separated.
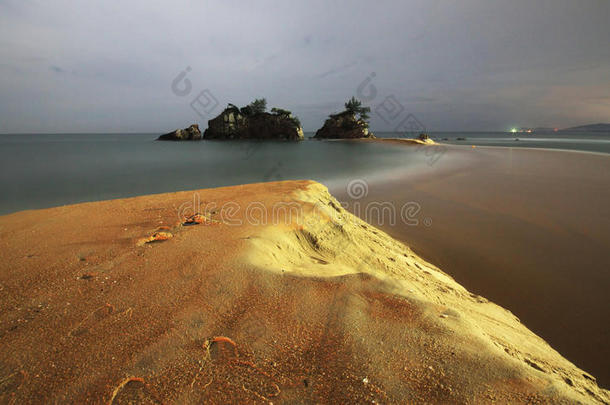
xmin=313 ymin=111 xmax=375 ymax=139
xmin=203 ymin=105 xmax=304 ymax=141
xmin=157 ymin=124 xmax=202 ymax=141
xmin=416 ymin=133 xmax=436 ymax=144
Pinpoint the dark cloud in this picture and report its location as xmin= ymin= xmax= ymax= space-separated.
xmin=0 ymin=0 xmax=608 ymax=133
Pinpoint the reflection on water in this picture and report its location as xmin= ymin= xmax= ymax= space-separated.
xmin=0 ymin=134 xmax=440 ymax=214
xmin=418 ymin=131 xmax=610 ymax=154
xmin=1 ymin=131 xmax=608 ymax=215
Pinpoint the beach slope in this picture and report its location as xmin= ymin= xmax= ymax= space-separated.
xmin=0 ymin=181 xmax=607 ymax=403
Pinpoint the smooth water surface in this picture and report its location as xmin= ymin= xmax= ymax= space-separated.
xmin=0 ymin=133 xmax=439 ymax=214
xmin=1 ymin=131 xmax=608 ymax=214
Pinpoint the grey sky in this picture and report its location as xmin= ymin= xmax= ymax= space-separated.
xmin=1 ymin=0 xmax=608 ymax=133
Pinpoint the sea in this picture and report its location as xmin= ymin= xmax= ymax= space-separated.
xmin=0 ymin=131 xmax=608 ymax=215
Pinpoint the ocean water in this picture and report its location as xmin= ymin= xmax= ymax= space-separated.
xmin=0 ymin=131 xmax=608 ymax=215
xmin=0 ymin=133 xmax=442 ymax=215
xmin=417 ymin=131 xmax=610 ymax=154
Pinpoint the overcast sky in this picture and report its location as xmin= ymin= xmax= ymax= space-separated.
xmin=0 ymin=0 xmax=608 ymax=133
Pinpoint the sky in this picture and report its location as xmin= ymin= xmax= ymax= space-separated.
xmin=0 ymin=0 xmax=609 ymax=133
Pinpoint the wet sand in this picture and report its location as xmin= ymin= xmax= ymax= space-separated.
xmin=335 ymin=145 xmax=610 ymax=388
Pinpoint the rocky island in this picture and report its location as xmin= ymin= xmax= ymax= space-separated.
xmin=314 ymin=97 xmax=375 ymax=139
xmin=203 ymin=98 xmax=304 ymax=141
xmin=157 ymin=124 xmax=202 ymax=141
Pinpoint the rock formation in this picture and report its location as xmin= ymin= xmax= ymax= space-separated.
xmin=157 ymin=124 xmax=202 ymax=141
xmin=203 ymin=103 xmax=304 ymax=141
xmin=314 ymin=97 xmax=374 ymax=139
xmin=313 ymin=111 xmax=375 ymax=139
xmin=416 ymin=133 xmax=436 ymax=144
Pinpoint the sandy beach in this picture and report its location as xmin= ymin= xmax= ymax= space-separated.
xmin=1 ymin=178 xmax=608 ymax=403
xmin=335 ymin=144 xmax=610 ymax=389
xmin=2 ymin=0 xmax=609 ymax=403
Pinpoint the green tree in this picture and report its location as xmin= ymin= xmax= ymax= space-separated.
xmin=249 ymin=98 xmax=267 ymax=114
xmin=270 ymin=107 xmax=291 ymax=116
xmin=240 ymin=98 xmax=267 ymax=116
xmin=344 ymin=96 xmax=371 ymax=122
xmin=290 ymin=116 xmax=302 ymax=129
xmin=271 ymin=107 xmax=301 ymax=128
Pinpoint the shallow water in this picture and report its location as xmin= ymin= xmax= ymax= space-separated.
xmin=0 ymin=133 xmax=445 ymax=214
xmin=335 ymin=147 xmax=610 ymax=388
xmin=1 ymin=131 xmax=608 ymax=215
xmin=422 ymin=130 xmax=610 ymax=154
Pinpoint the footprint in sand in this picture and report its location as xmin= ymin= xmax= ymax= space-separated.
xmin=183 ymin=213 xmax=219 ymax=226
xmin=204 ymin=337 xmax=280 ymax=401
xmin=183 ymin=213 xmax=206 ymax=226
xmin=109 ymin=378 xmax=161 ymax=405
xmin=207 ymin=336 xmax=239 ymax=361
xmin=69 ymin=303 xmax=115 ymax=337
xmin=136 ymin=231 xmax=173 ymax=246
xmin=0 ymin=370 xmax=25 ymax=401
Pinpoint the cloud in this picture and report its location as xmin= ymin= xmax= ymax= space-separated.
xmin=0 ymin=0 xmax=608 ymax=133
xmin=316 ymin=61 xmax=359 ymax=79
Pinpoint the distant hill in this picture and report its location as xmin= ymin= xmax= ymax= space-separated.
xmin=533 ymin=127 xmax=556 ymax=133
xmin=560 ymin=123 xmax=610 ymax=132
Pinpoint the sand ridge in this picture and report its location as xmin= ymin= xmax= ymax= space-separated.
xmin=0 ymin=180 xmax=608 ymax=403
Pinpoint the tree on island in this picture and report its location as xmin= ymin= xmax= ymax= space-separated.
xmin=271 ymin=107 xmax=301 ymax=128
xmin=344 ymin=96 xmax=371 ymax=123
xmin=270 ymin=107 xmax=290 ymax=115
xmin=240 ymin=98 xmax=267 ymax=116
xmin=314 ymin=97 xmax=374 ymax=139
xmin=223 ymin=99 xmax=301 ymax=129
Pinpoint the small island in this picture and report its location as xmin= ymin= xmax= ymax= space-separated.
xmin=314 ymin=97 xmax=375 ymax=139
xmin=157 ymin=124 xmax=202 ymax=141
xmin=203 ymin=98 xmax=304 ymax=141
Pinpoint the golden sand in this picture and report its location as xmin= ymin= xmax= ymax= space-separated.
xmin=0 ymin=181 xmax=607 ymax=403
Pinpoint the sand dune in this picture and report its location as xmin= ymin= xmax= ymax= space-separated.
xmin=0 ymin=181 xmax=607 ymax=403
